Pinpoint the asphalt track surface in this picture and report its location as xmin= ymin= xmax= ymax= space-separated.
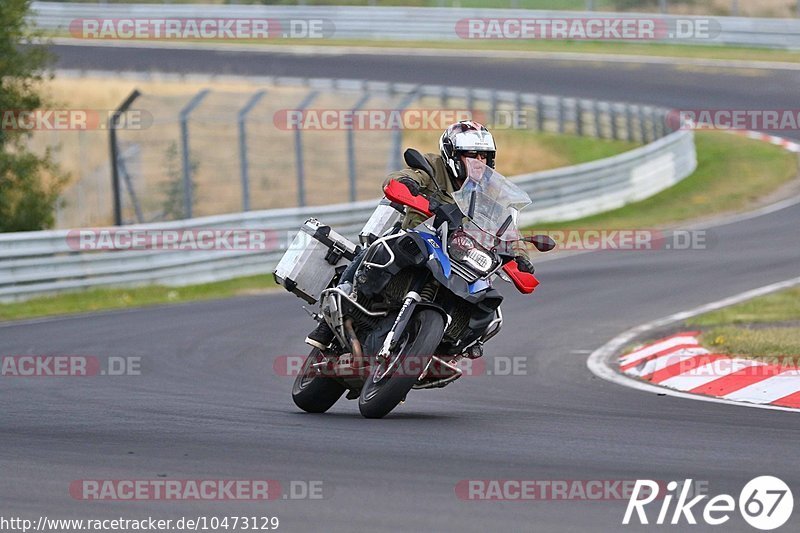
xmin=1 ymin=45 xmax=799 ymax=532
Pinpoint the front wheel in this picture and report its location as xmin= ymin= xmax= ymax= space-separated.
xmin=358 ymin=309 xmax=445 ymax=419
xmin=292 ymin=348 xmax=347 ymax=413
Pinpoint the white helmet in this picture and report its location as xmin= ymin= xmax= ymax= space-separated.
xmin=439 ymin=120 xmax=497 ymax=186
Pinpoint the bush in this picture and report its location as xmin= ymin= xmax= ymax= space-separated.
xmin=612 ymin=0 xmax=698 ymax=9
xmin=0 ymin=0 xmax=67 ymax=232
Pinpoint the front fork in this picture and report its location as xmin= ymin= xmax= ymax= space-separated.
xmin=377 ymin=290 xmax=422 ymax=360
xmin=375 ymin=272 xmax=436 ymax=360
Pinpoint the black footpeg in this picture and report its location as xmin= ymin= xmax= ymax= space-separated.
xmin=464 ymin=344 xmax=483 ymax=359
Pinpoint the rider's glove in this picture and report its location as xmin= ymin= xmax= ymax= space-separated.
xmin=398 ymin=177 xmax=421 ymax=197
xmin=515 ymin=255 xmax=535 ymax=274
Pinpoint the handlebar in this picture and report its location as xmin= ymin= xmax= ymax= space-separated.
xmin=384 ymin=179 xmax=540 ymax=294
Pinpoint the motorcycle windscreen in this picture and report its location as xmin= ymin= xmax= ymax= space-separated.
xmin=452 ymin=159 xmax=531 ymax=242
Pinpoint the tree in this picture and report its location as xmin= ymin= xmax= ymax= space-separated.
xmin=0 ymin=0 xmax=67 ymax=232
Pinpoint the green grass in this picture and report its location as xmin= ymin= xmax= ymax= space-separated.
xmin=689 ymin=287 xmax=800 ymax=326
xmin=250 ymin=38 xmax=800 ymax=64
xmin=0 ymin=274 xmax=277 ymax=322
xmin=535 ymin=132 xmax=639 ymax=164
xmin=687 ymin=287 xmax=800 ymax=363
xmin=701 ymin=326 xmax=800 ymax=363
xmin=530 ymin=131 xmax=798 ymax=230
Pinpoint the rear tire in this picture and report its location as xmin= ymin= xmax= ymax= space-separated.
xmin=358 ymin=309 xmax=445 ymax=419
xmin=292 ymin=348 xmax=347 ymax=413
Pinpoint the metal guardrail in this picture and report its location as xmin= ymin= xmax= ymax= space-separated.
xmin=32 ymin=2 xmax=800 ymax=50
xmin=0 ymin=72 xmax=696 ymax=301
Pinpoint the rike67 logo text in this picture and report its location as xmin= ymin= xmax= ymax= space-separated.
xmin=624 ymin=476 xmax=793 ymax=530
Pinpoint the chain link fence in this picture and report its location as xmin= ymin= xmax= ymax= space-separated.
xmin=39 ymin=76 xmax=674 ymax=228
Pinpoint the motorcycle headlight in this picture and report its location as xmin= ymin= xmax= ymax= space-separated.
xmin=449 ymin=232 xmax=494 ymax=275
xmin=463 ymin=248 xmax=493 ymax=274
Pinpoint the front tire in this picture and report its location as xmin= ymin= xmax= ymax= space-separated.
xmin=358 ymin=309 xmax=445 ymax=419
xmin=292 ymin=348 xmax=347 ymax=413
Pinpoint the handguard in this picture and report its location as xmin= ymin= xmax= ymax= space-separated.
xmin=383 ymin=179 xmax=433 ymax=218
xmin=502 ymin=260 xmax=539 ymax=294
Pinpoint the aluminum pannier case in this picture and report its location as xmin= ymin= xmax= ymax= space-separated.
xmin=273 ymin=218 xmax=360 ymax=304
xmin=359 ymin=198 xmax=404 ymax=245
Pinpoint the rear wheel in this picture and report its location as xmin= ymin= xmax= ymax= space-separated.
xmin=358 ymin=309 xmax=445 ymax=419
xmin=292 ymin=348 xmax=347 ymax=413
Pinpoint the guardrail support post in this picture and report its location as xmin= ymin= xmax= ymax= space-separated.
xmin=179 ymin=89 xmax=210 ymax=220
xmin=557 ymin=97 xmax=566 ymax=134
xmin=536 ymin=96 xmax=545 ymax=132
xmin=625 ymin=105 xmax=635 ymax=142
xmin=593 ymin=101 xmax=602 ymax=138
xmin=638 ymin=106 xmax=648 ymax=143
xmin=109 ymin=89 xmax=141 ymax=226
xmin=655 ymin=109 xmax=666 ymax=138
xmin=575 ymin=100 xmax=584 ymax=137
xmin=237 ymin=90 xmax=267 ymax=212
xmin=347 ymin=92 xmax=370 ymax=203
xmin=294 ymin=90 xmax=319 ymax=207
xmin=648 ymin=107 xmax=658 ymax=139
xmin=388 ymin=86 xmax=419 ymax=172
xmin=490 ymin=90 xmax=498 ymax=128
xmin=610 ymin=104 xmax=620 ymax=140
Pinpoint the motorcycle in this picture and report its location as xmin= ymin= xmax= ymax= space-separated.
xmin=274 ymin=149 xmax=555 ymax=418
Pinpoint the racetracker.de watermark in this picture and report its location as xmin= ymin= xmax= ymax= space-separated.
xmin=66 ymin=229 xmax=711 ymax=253
xmin=667 ymin=109 xmax=800 ymax=131
xmin=69 ymin=18 xmax=334 ymax=40
xmin=0 ymin=355 xmax=141 ymax=377
xmin=273 ymin=108 xmax=546 ymax=131
xmin=273 ymin=109 xmax=479 ymax=131
xmin=0 ymin=109 xmax=151 ymax=131
xmin=67 ymin=229 xmax=281 ymax=252
xmin=455 ymin=17 xmax=719 ymax=41
xmin=275 ymin=354 xmax=530 ymax=378
xmin=455 ymin=479 xmax=708 ymax=501
xmin=69 ymin=479 xmax=326 ymax=500
xmin=519 ymin=230 xmax=710 ymax=252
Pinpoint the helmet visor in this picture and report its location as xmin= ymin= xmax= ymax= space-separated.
xmin=451 ymin=130 xmax=496 ymax=153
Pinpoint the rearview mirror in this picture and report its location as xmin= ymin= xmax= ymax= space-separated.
xmin=404 ymin=148 xmax=435 ymax=179
xmin=525 ymin=234 xmax=557 ymax=253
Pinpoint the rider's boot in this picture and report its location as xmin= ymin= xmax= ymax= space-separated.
xmin=304 ymin=281 xmax=354 ymax=350
xmin=305 ymin=322 xmax=335 ymax=350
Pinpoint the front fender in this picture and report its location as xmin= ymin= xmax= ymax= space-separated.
xmin=413 ymin=302 xmax=451 ymax=334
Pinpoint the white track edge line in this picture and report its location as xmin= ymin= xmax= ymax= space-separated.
xmin=587 ymin=275 xmax=800 ymax=413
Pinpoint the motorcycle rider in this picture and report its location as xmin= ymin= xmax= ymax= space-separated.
xmin=306 ymin=120 xmax=535 ymax=350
